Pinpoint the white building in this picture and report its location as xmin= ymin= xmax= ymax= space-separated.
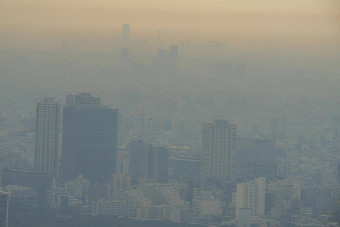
xmin=235 ymin=177 xmax=266 ymax=219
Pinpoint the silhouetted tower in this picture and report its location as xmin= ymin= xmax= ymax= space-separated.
xmin=122 ymin=24 xmax=130 ymax=44
xmin=61 ymin=93 xmax=118 ymax=183
xmin=34 ymin=97 xmax=60 ymax=178
xmin=167 ymin=45 xmax=178 ymax=71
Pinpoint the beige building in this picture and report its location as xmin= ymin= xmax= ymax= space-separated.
xmin=234 ymin=177 xmax=266 ymax=219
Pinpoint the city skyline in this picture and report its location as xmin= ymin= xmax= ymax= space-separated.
xmin=0 ymin=1 xmax=339 ymax=226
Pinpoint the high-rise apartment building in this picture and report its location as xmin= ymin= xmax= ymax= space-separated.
xmin=201 ymin=120 xmax=237 ymax=188
xmin=61 ymin=93 xmax=118 ymax=183
xmin=34 ymin=97 xmax=60 ymax=177
xmin=128 ymin=140 xmax=168 ymax=184
xmin=0 ymin=191 xmax=9 ymax=227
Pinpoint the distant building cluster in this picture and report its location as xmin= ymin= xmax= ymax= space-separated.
xmin=0 ymin=23 xmax=339 ymax=227
xmin=1 ymin=90 xmax=339 ymax=227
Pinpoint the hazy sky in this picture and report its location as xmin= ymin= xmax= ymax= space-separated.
xmin=0 ymin=0 xmax=339 ymax=47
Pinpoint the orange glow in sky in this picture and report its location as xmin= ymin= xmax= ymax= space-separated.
xmin=0 ymin=0 xmax=339 ymax=47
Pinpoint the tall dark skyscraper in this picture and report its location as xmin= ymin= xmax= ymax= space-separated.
xmin=61 ymin=93 xmax=118 ymax=183
xmin=34 ymin=97 xmax=60 ymax=178
xmin=128 ymin=140 xmax=168 ymax=184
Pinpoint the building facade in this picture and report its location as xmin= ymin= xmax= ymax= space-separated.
xmin=34 ymin=97 xmax=60 ymax=177
xmin=236 ymin=139 xmax=277 ymax=182
xmin=61 ymin=93 xmax=118 ymax=183
xmin=128 ymin=140 xmax=169 ymax=184
xmin=235 ymin=177 xmax=266 ymax=219
xmin=201 ymin=120 xmax=237 ymax=188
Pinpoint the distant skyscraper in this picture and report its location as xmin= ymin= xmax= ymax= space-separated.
xmin=34 ymin=97 xmax=60 ymax=178
xmin=0 ymin=191 xmax=9 ymax=227
xmin=156 ymin=49 xmax=166 ymax=68
xmin=128 ymin=140 xmax=168 ymax=184
xmin=61 ymin=93 xmax=118 ymax=183
xmin=201 ymin=120 xmax=237 ymax=188
xmin=121 ymin=48 xmax=130 ymax=67
xmin=167 ymin=45 xmax=178 ymax=71
xmin=122 ymin=24 xmax=130 ymax=43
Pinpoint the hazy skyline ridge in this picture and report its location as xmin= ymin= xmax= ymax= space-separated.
xmin=0 ymin=0 xmax=339 ymax=49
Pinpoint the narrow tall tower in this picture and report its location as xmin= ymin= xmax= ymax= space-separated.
xmin=201 ymin=120 xmax=237 ymax=188
xmin=34 ymin=97 xmax=60 ymax=177
xmin=122 ymin=24 xmax=130 ymax=43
